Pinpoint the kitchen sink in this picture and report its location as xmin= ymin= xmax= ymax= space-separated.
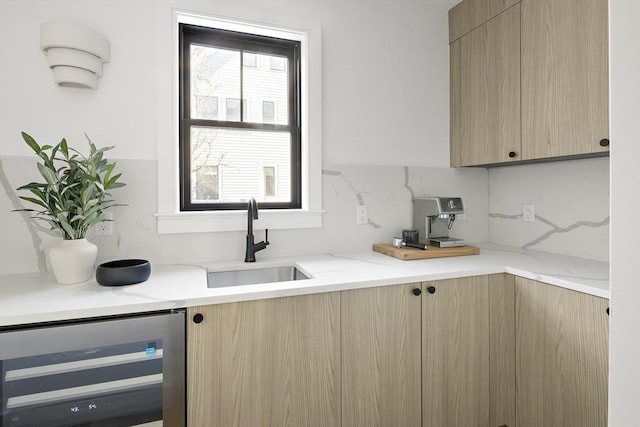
xmin=207 ymin=265 xmax=310 ymax=288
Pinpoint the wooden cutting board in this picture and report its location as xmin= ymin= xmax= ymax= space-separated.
xmin=372 ymin=243 xmax=480 ymax=260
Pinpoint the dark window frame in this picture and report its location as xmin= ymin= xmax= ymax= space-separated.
xmin=179 ymin=23 xmax=302 ymax=211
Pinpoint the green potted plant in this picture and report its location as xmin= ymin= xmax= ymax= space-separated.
xmin=15 ymin=132 xmax=125 ymax=284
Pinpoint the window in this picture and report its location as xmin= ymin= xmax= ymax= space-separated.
xmin=194 ymin=95 xmax=218 ymax=120
xmin=263 ymin=166 xmax=276 ymax=198
xmin=243 ymin=52 xmax=257 ymax=68
xmin=270 ymin=56 xmax=286 ymax=71
xmin=194 ymin=165 xmax=219 ymax=200
xmin=225 ymin=98 xmax=247 ymax=122
xmin=156 ymin=10 xmax=322 ymax=234
xmin=180 ymin=24 xmax=301 ymax=211
xmin=263 ymin=101 xmax=275 ymax=124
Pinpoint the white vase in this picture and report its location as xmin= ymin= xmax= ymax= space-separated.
xmin=49 ymin=238 xmax=98 ymax=284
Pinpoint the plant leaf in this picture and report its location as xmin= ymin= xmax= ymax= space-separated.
xmin=21 ymin=132 xmax=41 ymax=154
xmin=18 ymin=196 xmax=50 ymax=210
xmin=56 ymin=212 xmax=76 ymax=239
xmin=60 ymin=138 xmax=69 ymax=159
xmin=36 ymin=162 xmax=58 ymax=186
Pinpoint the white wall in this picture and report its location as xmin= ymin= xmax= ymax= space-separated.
xmin=0 ymin=157 xmax=490 ymax=273
xmin=0 ymin=0 xmax=158 ymax=160
xmin=0 ymin=0 xmax=460 ymax=274
xmin=0 ymin=0 xmax=452 ymax=166
xmin=609 ymin=1 xmax=640 ymax=425
xmin=0 ymin=0 xmax=611 ymax=275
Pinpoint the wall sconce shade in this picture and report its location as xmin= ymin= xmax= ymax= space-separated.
xmin=40 ymin=21 xmax=110 ymax=89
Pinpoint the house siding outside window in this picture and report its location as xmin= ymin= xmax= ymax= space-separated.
xmin=180 ymin=24 xmax=301 ymax=210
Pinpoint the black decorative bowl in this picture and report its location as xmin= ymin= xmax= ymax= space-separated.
xmin=96 ymin=259 xmax=151 ymax=286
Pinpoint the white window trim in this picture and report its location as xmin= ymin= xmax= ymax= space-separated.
xmin=154 ymin=5 xmax=323 ymax=234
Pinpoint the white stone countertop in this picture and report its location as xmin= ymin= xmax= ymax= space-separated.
xmin=0 ymin=243 xmax=609 ymax=327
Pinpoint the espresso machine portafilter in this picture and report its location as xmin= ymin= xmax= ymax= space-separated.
xmin=413 ymin=197 xmax=466 ymax=248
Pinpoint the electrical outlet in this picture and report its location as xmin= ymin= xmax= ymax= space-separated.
xmin=95 ymin=212 xmax=113 ymax=236
xmin=522 ymin=204 xmax=535 ymax=223
xmin=356 ymin=205 xmax=368 ymax=225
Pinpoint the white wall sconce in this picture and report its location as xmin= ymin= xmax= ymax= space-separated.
xmin=40 ymin=21 xmax=110 ymax=90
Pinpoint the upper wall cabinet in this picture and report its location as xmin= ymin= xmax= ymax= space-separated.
xmin=449 ymin=0 xmax=520 ymax=43
xmin=457 ymin=4 xmax=521 ymax=166
xmin=449 ymin=0 xmax=609 ymax=167
xmin=521 ymin=0 xmax=609 ymax=160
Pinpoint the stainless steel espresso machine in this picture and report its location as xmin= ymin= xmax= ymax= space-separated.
xmin=413 ymin=197 xmax=466 ymax=247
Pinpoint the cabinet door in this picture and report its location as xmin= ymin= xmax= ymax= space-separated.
xmin=449 ymin=0 xmax=520 ymax=43
xmin=423 ymin=276 xmax=490 ymax=427
xmin=450 ymin=39 xmax=462 ymax=168
xmin=342 ymin=283 xmax=422 ymax=427
xmin=515 ymin=277 xmax=609 ymax=427
xmin=521 ymin=0 xmax=609 ymax=160
xmin=186 ymin=293 xmax=340 ymax=427
xmin=459 ymin=4 xmax=521 ymax=166
xmin=488 ymin=273 xmax=516 ymax=427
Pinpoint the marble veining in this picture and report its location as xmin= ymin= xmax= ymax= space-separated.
xmin=489 ymin=212 xmax=610 ymax=249
xmin=489 ymin=157 xmax=609 ymax=262
xmin=403 ymin=166 xmax=416 ymax=200
xmin=325 ymin=252 xmax=392 ymax=266
xmin=322 ymin=168 xmax=382 ymax=228
xmin=0 ymin=157 xmax=48 ymax=272
xmin=0 ymin=243 xmax=610 ymax=326
xmin=1 ymin=157 xmax=605 ymax=273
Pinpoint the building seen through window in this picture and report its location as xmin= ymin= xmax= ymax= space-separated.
xmin=180 ymin=24 xmax=301 ymax=210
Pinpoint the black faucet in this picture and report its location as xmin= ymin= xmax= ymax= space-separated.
xmin=244 ymin=198 xmax=269 ymax=262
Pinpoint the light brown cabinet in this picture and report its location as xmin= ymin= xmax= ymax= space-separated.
xmin=341 ymin=283 xmax=422 ymax=426
xmin=449 ymin=0 xmax=520 ymax=43
xmin=449 ymin=0 xmax=609 ymax=166
xmin=342 ymin=277 xmax=497 ymax=427
xmin=186 ymin=275 xmax=607 ymax=427
xmin=456 ymin=4 xmax=521 ymax=166
xmin=186 ymin=293 xmax=340 ymax=427
xmin=488 ymin=273 xmax=516 ymax=427
xmin=423 ymin=276 xmax=491 ymax=426
xmin=515 ymin=277 xmax=609 ymax=427
xmin=521 ymin=0 xmax=609 ymax=160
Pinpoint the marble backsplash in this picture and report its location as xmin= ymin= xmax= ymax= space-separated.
xmin=0 ymin=158 xmax=489 ymax=275
xmin=0 ymin=155 xmax=609 ymax=275
xmin=488 ymin=157 xmax=610 ymax=262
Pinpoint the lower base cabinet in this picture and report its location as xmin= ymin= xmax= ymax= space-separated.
xmin=185 ymin=275 xmax=608 ymax=427
xmin=341 ymin=283 xmax=422 ymax=427
xmin=515 ymin=277 xmax=609 ymax=427
xmin=489 ymin=273 xmax=517 ymax=427
xmin=342 ymin=276 xmax=498 ymax=427
xmin=423 ymin=276 xmax=491 ymax=427
xmin=186 ymin=293 xmax=340 ymax=427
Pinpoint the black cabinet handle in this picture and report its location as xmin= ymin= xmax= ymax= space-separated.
xmin=412 ymin=288 xmax=422 ymax=296
xmin=606 ymin=307 xmax=610 ymax=316
xmin=427 ymin=286 xmax=436 ymax=294
xmin=600 ymin=138 xmax=610 ymax=147
xmin=508 ymin=151 xmax=517 ymax=158
xmin=193 ymin=313 xmax=204 ymax=324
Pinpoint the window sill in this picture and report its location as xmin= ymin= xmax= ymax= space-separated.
xmin=155 ymin=209 xmax=323 ymax=234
